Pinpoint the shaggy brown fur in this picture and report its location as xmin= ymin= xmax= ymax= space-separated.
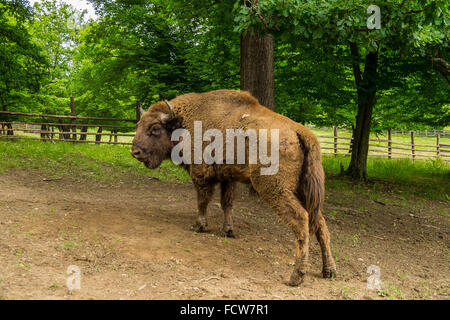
xmin=131 ymin=89 xmax=336 ymax=286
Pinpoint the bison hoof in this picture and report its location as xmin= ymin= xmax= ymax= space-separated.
xmin=221 ymin=229 xmax=236 ymax=238
xmin=287 ymin=270 xmax=305 ymax=287
xmin=190 ymin=223 xmax=207 ymax=233
xmin=322 ymin=267 xmax=337 ymax=279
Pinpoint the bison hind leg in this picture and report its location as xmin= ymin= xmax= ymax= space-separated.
xmin=257 ymin=188 xmax=311 ymax=286
xmin=220 ymin=180 xmax=236 ymax=237
xmin=315 ymin=211 xmax=337 ymax=279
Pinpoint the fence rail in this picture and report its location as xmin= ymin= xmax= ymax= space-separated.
xmin=1 ymin=110 xmax=449 ymax=161
xmin=0 ymin=103 xmax=141 ymax=145
xmin=0 ymin=110 xmax=137 ymax=122
xmin=319 ymin=126 xmax=450 ymax=162
xmin=309 ymin=125 xmax=449 ymax=137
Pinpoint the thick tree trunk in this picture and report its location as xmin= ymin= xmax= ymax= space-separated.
xmin=240 ymin=30 xmax=275 ymax=110
xmin=346 ymin=44 xmax=379 ymax=180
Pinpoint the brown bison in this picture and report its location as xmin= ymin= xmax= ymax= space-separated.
xmin=131 ymin=89 xmax=336 ymax=286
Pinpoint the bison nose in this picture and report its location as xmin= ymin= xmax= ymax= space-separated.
xmin=130 ymin=146 xmax=142 ymax=158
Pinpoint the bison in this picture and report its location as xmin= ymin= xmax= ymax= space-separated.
xmin=131 ymin=89 xmax=336 ymax=286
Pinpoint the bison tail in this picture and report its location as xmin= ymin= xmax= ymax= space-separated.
xmin=296 ymin=134 xmax=325 ymax=234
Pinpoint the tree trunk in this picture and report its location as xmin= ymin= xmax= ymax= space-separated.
xmin=58 ymin=126 xmax=64 ymax=140
xmin=1 ymin=103 xmax=14 ymax=136
xmin=4 ymin=122 xmax=13 ymax=135
xmin=346 ymin=44 xmax=379 ymax=180
xmin=95 ymin=127 xmax=102 ymax=144
xmin=40 ymin=124 xmax=48 ymax=141
xmin=79 ymin=126 xmax=88 ymax=141
xmin=49 ymin=126 xmax=54 ymax=140
xmin=240 ymin=30 xmax=275 ymax=110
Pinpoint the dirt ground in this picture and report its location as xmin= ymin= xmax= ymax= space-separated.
xmin=0 ymin=169 xmax=448 ymax=300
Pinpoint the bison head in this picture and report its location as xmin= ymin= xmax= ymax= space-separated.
xmin=130 ymin=100 xmax=183 ymax=169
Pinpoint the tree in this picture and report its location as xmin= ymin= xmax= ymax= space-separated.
xmin=28 ymin=0 xmax=85 ymax=112
xmin=0 ymin=0 xmax=47 ymax=127
xmin=234 ymin=0 xmax=449 ymax=180
xmin=81 ymin=0 xmax=241 ymax=111
xmin=240 ymin=30 xmax=275 ymax=110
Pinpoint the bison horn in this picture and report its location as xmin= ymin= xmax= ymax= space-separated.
xmin=139 ymin=106 xmax=145 ymax=116
xmin=164 ymin=100 xmax=174 ymax=117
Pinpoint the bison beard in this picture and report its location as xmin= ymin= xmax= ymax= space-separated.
xmin=131 ymin=90 xmax=336 ymax=286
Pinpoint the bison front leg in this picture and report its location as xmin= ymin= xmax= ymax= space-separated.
xmin=190 ymin=183 xmax=215 ymax=233
xmin=220 ymin=180 xmax=236 ymax=237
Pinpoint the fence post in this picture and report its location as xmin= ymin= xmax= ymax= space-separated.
xmin=388 ymin=128 xmax=392 ymax=159
xmin=410 ymin=131 xmax=415 ymax=161
xmin=70 ymin=96 xmax=77 ymax=141
xmin=436 ymin=134 xmax=440 ymax=158
xmin=333 ymin=126 xmax=338 ymax=157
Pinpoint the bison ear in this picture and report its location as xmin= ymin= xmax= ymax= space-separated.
xmin=164 ymin=115 xmax=183 ymax=132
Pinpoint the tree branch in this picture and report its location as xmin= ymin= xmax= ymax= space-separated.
xmin=428 ymin=55 xmax=450 ymax=85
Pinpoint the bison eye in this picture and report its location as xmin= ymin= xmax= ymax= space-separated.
xmin=151 ymin=127 xmax=162 ymax=136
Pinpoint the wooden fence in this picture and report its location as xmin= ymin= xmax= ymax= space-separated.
xmin=0 ymin=102 xmax=142 ymax=145
xmin=1 ymin=110 xmax=449 ymax=162
xmin=319 ymin=126 xmax=450 ymax=162
xmin=391 ymin=129 xmax=448 ymax=137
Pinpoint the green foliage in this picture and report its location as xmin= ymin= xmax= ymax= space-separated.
xmin=235 ymin=0 xmax=449 ymax=130
xmin=1 ymin=0 xmax=448 ymax=134
xmin=26 ymin=0 xmax=85 ymax=113
xmin=0 ymin=0 xmax=47 ymax=110
xmin=74 ymin=0 xmax=240 ymax=118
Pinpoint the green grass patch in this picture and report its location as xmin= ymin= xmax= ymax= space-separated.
xmin=0 ymin=139 xmax=190 ymax=183
xmin=323 ymin=155 xmax=449 ymax=200
xmin=0 ymin=139 xmax=448 ymax=200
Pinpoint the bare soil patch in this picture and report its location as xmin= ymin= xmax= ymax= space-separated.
xmin=0 ymin=169 xmax=448 ymax=299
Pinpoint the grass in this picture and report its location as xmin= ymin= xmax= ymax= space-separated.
xmin=378 ymin=283 xmax=405 ymax=299
xmin=322 ymin=155 xmax=449 ymax=199
xmin=0 ymin=138 xmax=448 ymax=199
xmin=0 ymin=139 xmax=190 ymax=184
